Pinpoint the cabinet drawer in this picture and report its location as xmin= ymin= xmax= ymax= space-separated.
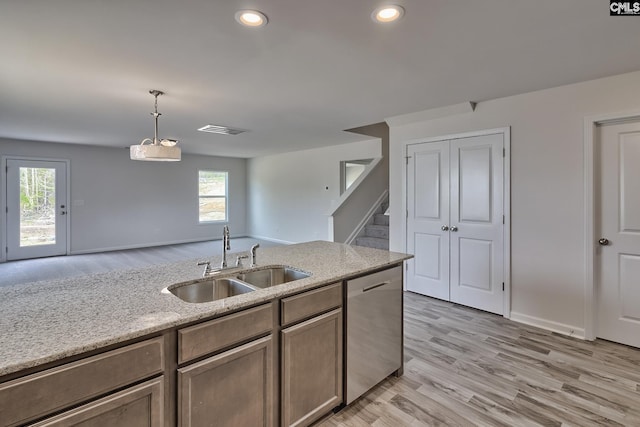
xmin=281 ymin=282 xmax=342 ymax=327
xmin=0 ymin=336 xmax=164 ymax=427
xmin=178 ymin=302 xmax=273 ymax=364
xmin=30 ymin=377 xmax=164 ymax=427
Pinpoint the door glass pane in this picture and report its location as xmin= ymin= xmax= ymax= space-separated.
xmin=19 ymin=167 xmax=56 ymax=246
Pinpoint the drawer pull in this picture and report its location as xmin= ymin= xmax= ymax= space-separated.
xmin=362 ymin=281 xmax=390 ymax=292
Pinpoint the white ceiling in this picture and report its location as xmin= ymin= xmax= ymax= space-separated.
xmin=1 ymin=1 xmax=639 ymax=158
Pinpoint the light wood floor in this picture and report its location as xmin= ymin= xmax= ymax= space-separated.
xmin=320 ymin=293 xmax=640 ymax=427
xmin=0 ymin=237 xmax=279 ymax=287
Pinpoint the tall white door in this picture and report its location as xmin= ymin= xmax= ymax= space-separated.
xmin=406 ymin=141 xmax=450 ymax=300
xmin=596 ymin=121 xmax=640 ymax=348
xmin=6 ymin=159 xmax=68 ymax=260
xmin=449 ymin=135 xmax=504 ymax=314
xmin=406 ymin=133 xmax=505 ymax=315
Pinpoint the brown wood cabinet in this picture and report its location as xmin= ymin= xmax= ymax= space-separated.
xmin=0 ymin=268 xmax=404 ymax=427
xmin=178 ymin=303 xmax=273 ymax=364
xmin=280 ymin=282 xmax=342 ymax=327
xmin=178 ymin=335 xmax=274 ymax=427
xmin=30 ymin=377 xmax=164 ymax=427
xmin=0 ymin=337 xmax=165 ymax=427
xmin=281 ymin=309 xmax=343 ymax=427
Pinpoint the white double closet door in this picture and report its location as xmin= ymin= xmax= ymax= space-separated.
xmin=407 ymin=133 xmax=505 ymax=315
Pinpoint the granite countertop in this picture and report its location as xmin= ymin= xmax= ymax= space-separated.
xmin=0 ymin=241 xmax=411 ymax=377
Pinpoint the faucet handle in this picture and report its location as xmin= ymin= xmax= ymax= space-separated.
xmin=197 ymin=261 xmax=212 ymax=277
xmin=250 ymin=244 xmax=260 ymax=267
xmin=235 ymin=254 xmax=249 ymax=268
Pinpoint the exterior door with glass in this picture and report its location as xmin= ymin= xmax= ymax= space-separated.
xmin=6 ymin=159 xmax=68 ymax=260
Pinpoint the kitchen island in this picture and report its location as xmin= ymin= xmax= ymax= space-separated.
xmin=0 ymin=240 xmax=411 ymax=427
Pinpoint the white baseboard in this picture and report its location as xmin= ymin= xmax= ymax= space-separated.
xmin=69 ymin=235 xmax=246 ymax=256
xmin=510 ymin=311 xmax=586 ymax=340
xmin=246 ymin=234 xmax=296 ymax=245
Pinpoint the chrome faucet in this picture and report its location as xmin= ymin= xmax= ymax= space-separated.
xmin=221 ymin=225 xmax=230 ymax=268
xmin=250 ymin=243 xmax=260 ymax=267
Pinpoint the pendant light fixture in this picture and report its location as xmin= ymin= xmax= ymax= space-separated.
xmin=130 ymin=90 xmax=182 ymax=161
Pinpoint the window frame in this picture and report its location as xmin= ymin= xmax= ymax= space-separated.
xmin=197 ymin=169 xmax=228 ymax=224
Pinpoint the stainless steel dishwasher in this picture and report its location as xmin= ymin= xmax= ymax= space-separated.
xmin=346 ymin=265 xmax=403 ymax=404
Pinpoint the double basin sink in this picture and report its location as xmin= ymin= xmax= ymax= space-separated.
xmin=168 ymin=266 xmax=311 ymax=303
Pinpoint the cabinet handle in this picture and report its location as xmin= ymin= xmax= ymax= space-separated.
xmin=441 ymin=225 xmax=449 ymax=231
xmin=450 ymin=226 xmax=458 ymax=232
xmin=362 ymin=281 xmax=391 ymax=292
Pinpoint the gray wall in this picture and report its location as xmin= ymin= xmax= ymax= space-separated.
xmin=247 ymin=139 xmax=381 ymax=243
xmin=1 ymin=139 xmax=247 ymax=254
xmin=332 ymin=123 xmax=389 ymax=242
xmin=388 ymin=70 xmax=640 ymax=337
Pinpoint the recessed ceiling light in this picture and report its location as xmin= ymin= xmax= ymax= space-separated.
xmin=235 ymin=10 xmax=268 ymax=27
xmin=372 ymin=5 xmax=405 ymax=23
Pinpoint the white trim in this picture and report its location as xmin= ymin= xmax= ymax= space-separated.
xmin=583 ymin=109 xmax=640 ymax=341
xmin=344 ymin=190 xmax=388 ymax=245
xmin=400 ymin=127 xmax=511 ymax=317
xmin=399 ymin=141 xmax=408 ymax=288
xmin=510 ymin=311 xmax=585 ymax=340
xmin=503 ymin=127 xmax=512 ymax=318
xmin=1 ymin=157 xmax=6 ymax=263
xmin=1 ymin=155 xmax=71 ymax=262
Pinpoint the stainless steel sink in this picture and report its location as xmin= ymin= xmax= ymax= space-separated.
xmin=168 ymin=278 xmax=255 ymax=303
xmin=237 ymin=267 xmax=311 ymax=288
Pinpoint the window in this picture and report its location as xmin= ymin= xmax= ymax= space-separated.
xmin=198 ymin=170 xmax=227 ymax=222
xmin=340 ymin=159 xmax=372 ymax=194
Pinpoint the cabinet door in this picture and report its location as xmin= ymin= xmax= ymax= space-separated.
xmin=30 ymin=377 xmax=163 ymax=427
xmin=178 ymin=335 xmax=274 ymax=427
xmin=281 ymin=309 xmax=343 ymax=427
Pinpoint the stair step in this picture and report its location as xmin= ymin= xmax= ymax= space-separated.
xmin=355 ymin=237 xmax=389 ymax=250
xmin=373 ymin=214 xmax=389 ymax=226
xmin=364 ymin=224 xmax=389 ymax=239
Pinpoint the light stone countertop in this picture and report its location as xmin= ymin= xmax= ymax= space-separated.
xmin=0 ymin=241 xmax=411 ymax=377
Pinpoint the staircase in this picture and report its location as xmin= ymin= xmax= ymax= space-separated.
xmin=353 ymin=201 xmax=389 ymax=250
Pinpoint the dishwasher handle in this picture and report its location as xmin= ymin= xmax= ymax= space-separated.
xmin=362 ymin=281 xmax=391 ymax=292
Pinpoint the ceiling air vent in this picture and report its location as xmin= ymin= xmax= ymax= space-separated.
xmin=197 ymin=124 xmax=247 ymax=135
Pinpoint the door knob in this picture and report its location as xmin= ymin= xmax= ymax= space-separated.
xmin=598 ymin=238 xmax=609 ymax=246
xmin=450 ymin=226 xmax=458 ymax=232
xmin=441 ymin=225 xmax=449 ymax=231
